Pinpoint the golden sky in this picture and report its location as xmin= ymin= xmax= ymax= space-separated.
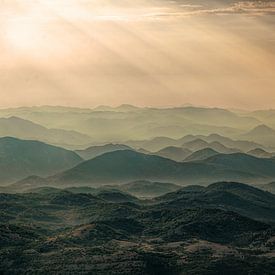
xmin=0 ymin=0 xmax=275 ymax=109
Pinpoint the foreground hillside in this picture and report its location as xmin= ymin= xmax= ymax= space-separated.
xmin=0 ymin=181 xmax=274 ymax=274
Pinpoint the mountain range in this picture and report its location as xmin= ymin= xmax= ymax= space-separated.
xmin=0 ymin=181 xmax=274 ymax=274
xmin=7 ymin=149 xmax=273 ymax=189
xmin=0 ymin=116 xmax=91 ymax=148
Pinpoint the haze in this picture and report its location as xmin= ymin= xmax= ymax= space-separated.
xmin=1 ymin=0 xmax=275 ymax=109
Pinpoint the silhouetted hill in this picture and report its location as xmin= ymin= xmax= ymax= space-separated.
xmin=0 ymin=137 xmax=83 ymax=183
xmin=182 ymin=139 xmax=209 ymax=151
xmin=154 ymin=146 xmax=192 ymax=161
xmin=182 ymin=139 xmax=238 ymax=153
xmin=205 ymin=133 xmax=264 ymax=152
xmin=247 ymin=148 xmax=274 ymax=158
xmin=242 ymin=124 xmax=275 ymax=147
xmin=184 ymin=148 xmax=219 ymax=162
xmin=49 ymin=150 xmax=259 ymax=186
xmin=0 ymin=116 xmax=91 ymax=147
xmin=203 ymin=153 xmax=275 ymax=178
xmin=126 ymin=136 xmax=177 ymax=152
xmin=76 ymin=144 xmax=132 ymax=160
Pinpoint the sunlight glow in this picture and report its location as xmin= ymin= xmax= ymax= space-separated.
xmin=5 ymin=19 xmax=43 ymax=51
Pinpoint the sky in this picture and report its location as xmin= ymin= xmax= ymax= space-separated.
xmin=0 ymin=0 xmax=275 ymax=110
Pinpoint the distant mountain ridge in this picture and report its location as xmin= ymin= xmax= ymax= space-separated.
xmin=242 ymin=124 xmax=275 ymax=147
xmin=76 ymin=143 xmax=133 ymax=160
xmin=27 ymin=150 xmax=275 ymax=187
xmin=0 ymin=116 xmax=91 ymax=148
xmin=154 ymin=146 xmax=192 ymax=161
xmin=126 ymin=133 xmax=265 ymax=153
xmin=184 ymin=148 xmax=219 ymax=162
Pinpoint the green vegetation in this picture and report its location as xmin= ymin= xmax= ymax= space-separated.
xmin=0 ymin=181 xmax=274 ymax=274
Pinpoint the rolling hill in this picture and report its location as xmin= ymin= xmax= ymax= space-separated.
xmin=184 ymin=148 xmax=219 ymax=162
xmin=157 ymin=181 xmax=275 ymax=223
xmin=46 ymin=150 xmax=265 ymax=187
xmin=182 ymin=139 xmax=239 ymax=153
xmin=242 ymin=124 xmax=275 ymax=147
xmin=0 ymin=183 xmax=274 ymax=274
xmin=154 ymin=146 xmax=192 ymax=161
xmin=0 ymin=116 xmax=91 ymax=148
xmin=76 ymin=144 xmax=132 ymax=160
xmin=0 ymin=137 xmax=83 ymax=183
xmin=203 ymin=153 xmax=275 ymax=178
xmin=247 ymin=148 xmax=275 ymax=158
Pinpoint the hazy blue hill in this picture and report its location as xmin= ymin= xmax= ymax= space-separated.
xmin=158 ymin=106 xmax=259 ymax=128
xmin=119 ymin=180 xmax=181 ymax=198
xmin=48 ymin=150 xmax=260 ymax=186
xmin=242 ymin=124 xmax=275 ymax=147
xmin=0 ymin=106 xmax=263 ymax=145
xmin=126 ymin=133 xmax=263 ymax=154
xmin=203 ymin=153 xmax=275 ymax=178
xmin=0 ymin=137 xmax=83 ymax=183
xmin=182 ymin=138 xmax=239 ymax=154
xmin=182 ymin=139 xmax=209 ymax=151
xmin=248 ymin=109 xmax=275 ymax=128
xmin=0 ymin=116 xmax=91 ymax=147
xmin=247 ymin=148 xmax=274 ymax=158
xmin=154 ymin=146 xmax=192 ymax=161
xmin=184 ymin=148 xmax=219 ymax=162
xmin=204 ymin=133 xmax=263 ymax=151
xmin=208 ymin=141 xmax=239 ymax=153
xmin=93 ymin=104 xmax=140 ymax=112
xmin=246 ymin=124 xmax=275 ymax=136
xmin=76 ymin=143 xmax=132 ymax=160
xmin=126 ymin=136 xmax=178 ymax=152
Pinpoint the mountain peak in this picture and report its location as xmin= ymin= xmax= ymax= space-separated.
xmin=249 ymin=124 xmax=275 ymax=134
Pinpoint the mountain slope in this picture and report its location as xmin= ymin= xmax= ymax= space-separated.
xmin=0 ymin=116 xmax=91 ymax=147
xmin=158 ymin=181 xmax=275 ymax=223
xmin=184 ymin=148 xmax=219 ymax=162
xmin=242 ymin=124 xmax=275 ymax=147
xmin=76 ymin=144 xmax=132 ymax=160
xmin=247 ymin=148 xmax=274 ymax=158
xmin=48 ymin=150 xmax=261 ymax=186
xmin=182 ymin=139 xmax=238 ymax=153
xmin=154 ymin=146 xmax=192 ymax=161
xmin=203 ymin=153 xmax=275 ymax=178
xmin=0 ymin=137 xmax=83 ymax=183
